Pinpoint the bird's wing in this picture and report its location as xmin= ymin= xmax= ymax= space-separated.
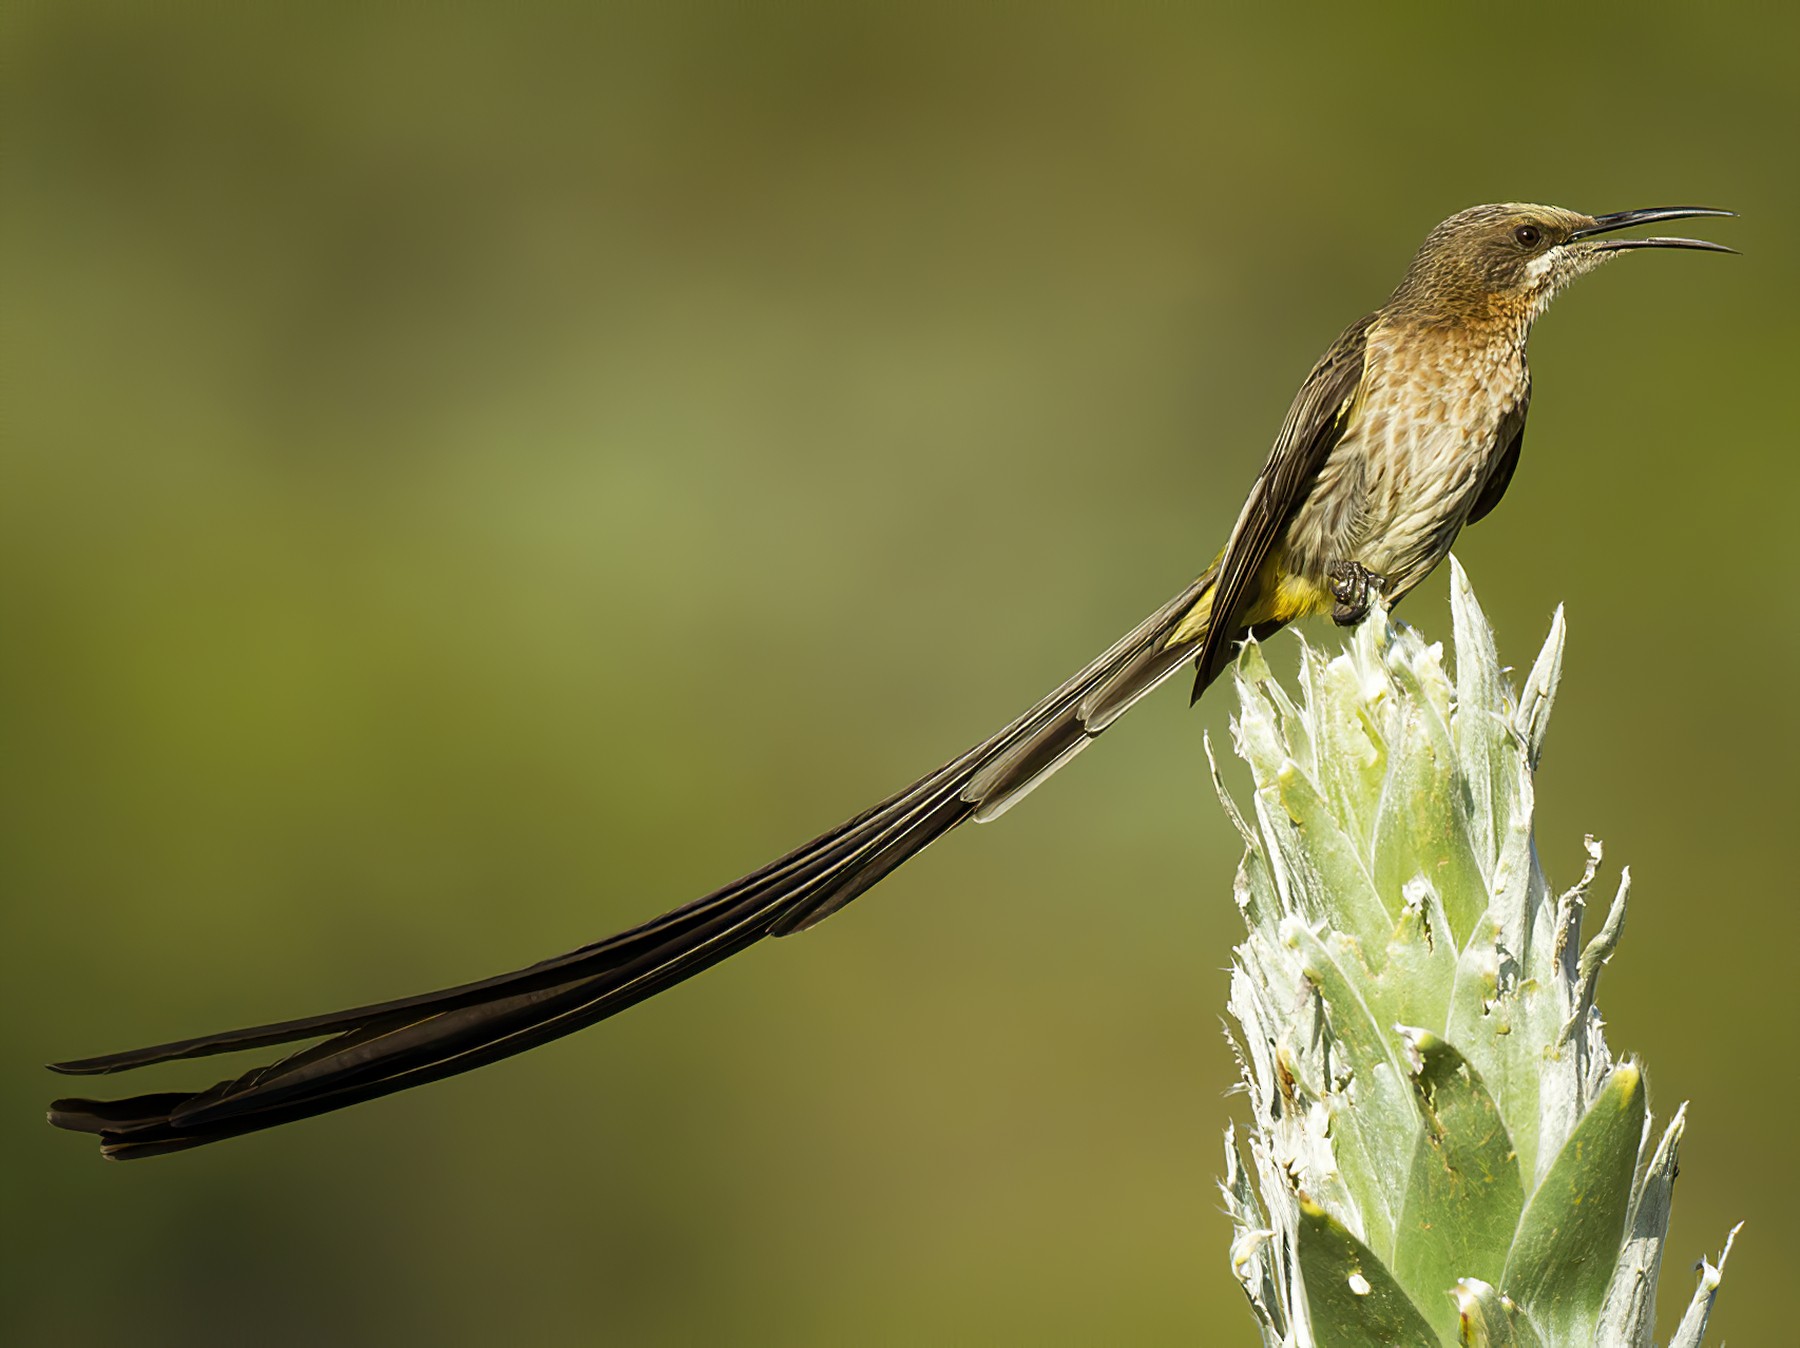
xmin=1467 ymin=383 xmax=1531 ymax=526
xmin=1193 ymin=314 xmax=1376 ymax=684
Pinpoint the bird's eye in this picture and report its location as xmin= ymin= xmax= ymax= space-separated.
xmin=1514 ymin=224 xmax=1544 ymax=248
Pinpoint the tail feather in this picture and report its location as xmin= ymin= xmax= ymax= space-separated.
xmin=49 ymin=570 xmax=1225 ymax=1158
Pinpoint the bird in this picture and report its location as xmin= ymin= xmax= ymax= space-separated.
xmin=48 ymin=203 xmax=1732 ymax=1159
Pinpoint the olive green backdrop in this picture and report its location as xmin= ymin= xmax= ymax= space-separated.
xmin=4 ymin=6 xmax=1793 ymax=1344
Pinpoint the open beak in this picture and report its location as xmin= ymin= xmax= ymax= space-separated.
xmin=1569 ymin=206 xmax=1737 ymax=254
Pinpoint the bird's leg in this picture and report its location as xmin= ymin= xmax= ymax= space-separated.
xmin=1326 ymin=560 xmax=1387 ymax=626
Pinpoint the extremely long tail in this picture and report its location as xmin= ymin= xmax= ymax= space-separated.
xmin=50 ymin=569 xmax=1229 ymax=1158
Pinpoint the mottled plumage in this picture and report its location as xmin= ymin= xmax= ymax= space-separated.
xmin=47 ymin=203 xmax=1731 ymax=1158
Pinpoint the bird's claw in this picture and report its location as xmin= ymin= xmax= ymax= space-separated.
xmin=1327 ymin=560 xmax=1386 ymax=626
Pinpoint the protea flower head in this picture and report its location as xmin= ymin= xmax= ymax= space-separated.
xmin=1217 ymin=559 xmax=1740 ymax=1347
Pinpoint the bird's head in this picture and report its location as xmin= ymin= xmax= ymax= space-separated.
xmin=1388 ymin=202 xmax=1733 ymax=329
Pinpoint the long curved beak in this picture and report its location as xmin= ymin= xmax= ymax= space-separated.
xmin=1570 ymin=206 xmax=1737 ymax=254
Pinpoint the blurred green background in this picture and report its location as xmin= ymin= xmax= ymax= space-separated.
xmin=3 ymin=5 xmax=1793 ymax=1344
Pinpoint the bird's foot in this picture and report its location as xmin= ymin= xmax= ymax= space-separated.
xmin=1326 ymin=560 xmax=1386 ymax=626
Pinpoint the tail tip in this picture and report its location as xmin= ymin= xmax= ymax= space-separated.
xmin=47 ymin=1099 xmax=103 ymax=1135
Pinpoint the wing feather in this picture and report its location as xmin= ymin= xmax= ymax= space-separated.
xmin=1193 ymin=314 xmax=1377 ymax=684
xmin=1467 ymin=382 xmax=1530 ymax=526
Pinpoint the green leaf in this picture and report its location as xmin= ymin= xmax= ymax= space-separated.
xmin=1389 ymin=1033 xmax=1525 ymax=1344
xmin=1597 ymin=1105 xmax=1685 ymax=1341
xmin=1302 ymin=639 xmax=1388 ymax=848
xmin=1368 ymin=672 xmax=1490 ymax=948
xmin=1290 ymin=923 xmax=1419 ymax=1254
xmin=1448 ymin=558 xmax=1514 ymax=875
xmin=1273 ymin=757 xmax=1398 ymax=957
xmin=1441 ymin=908 xmax=1547 ymax=1193
xmin=1359 ymin=879 xmax=1457 ymax=1040
xmin=1513 ymin=605 xmax=1565 ymax=772
xmin=1296 ymin=1200 xmax=1440 ymax=1348
xmin=1501 ymin=1064 xmax=1646 ymax=1340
